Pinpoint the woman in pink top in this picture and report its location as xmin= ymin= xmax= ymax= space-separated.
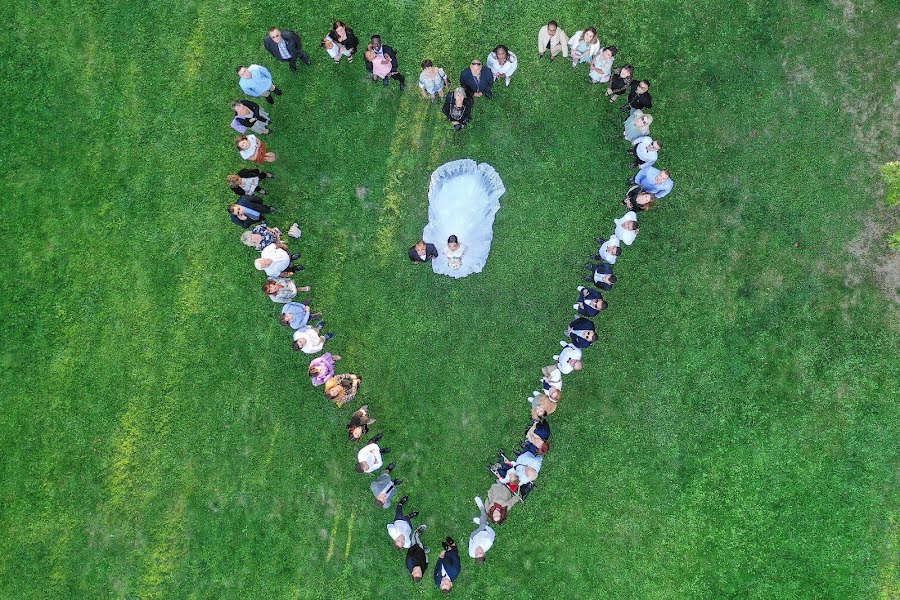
xmin=308 ymin=352 xmax=341 ymax=386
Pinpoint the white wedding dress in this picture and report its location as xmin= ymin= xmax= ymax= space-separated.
xmin=422 ymin=159 xmax=506 ymax=278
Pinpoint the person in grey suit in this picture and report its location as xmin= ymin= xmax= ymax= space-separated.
xmin=264 ymin=28 xmax=310 ymax=72
xmin=370 ymin=465 xmax=402 ymax=508
xmin=468 ymin=496 xmax=496 ymax=562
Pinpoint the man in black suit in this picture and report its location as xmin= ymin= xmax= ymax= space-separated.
xmin=409 ymin=240 xmax=438 ymax=263
xmin=405 ymin=524 xmax=429 ymax=582
xmin=621 ymin=79 xmax=652 ymax=112
xmin=365 ymin=35 xmax=405 ymax=89
xmin=567 ymin=317 xmax=596 ymax=349
xmin=583 ymin=262 xmax=617 ymax=290
xmin=460 ymin=59 xmax=493 ymax=99
xmin=264 ymin=28 xmax=311 ymax=72
xmin=434 ymin=537 xmax=461 ymax=592
xmin=228 ymin=195 xmax=274 ymax=228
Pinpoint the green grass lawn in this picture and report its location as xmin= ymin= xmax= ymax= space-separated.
xmin=1 ymin=0 xmax=898 ymax=598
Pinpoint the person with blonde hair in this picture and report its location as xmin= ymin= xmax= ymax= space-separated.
xmin=324 ymin=373 xmax=361 ymax=406
xmin=441 ymin=87 xmax=473 ymax=130
xmin=227 ymin=168 xmax=273 ymax=197
xmin=623 ymin=110 xmax=653 ymax=142
xmin=568 ymin=27 xmax=600 ymax=67
xmin=236 ymin=134 xmax=276 ymax=163
xmin=240 ymin=223 xmax=281 ymax=250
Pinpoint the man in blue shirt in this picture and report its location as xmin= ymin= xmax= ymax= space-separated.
xmin=237 ymin=64 xmax=282 ymax=104
xmin=634 ymin=165 xmax=674 ymax=198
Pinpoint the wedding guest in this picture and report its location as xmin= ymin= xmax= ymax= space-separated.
xmin=589 ymin=46 xmax=617 ymax=83
xmin=567 ymin=316 xmax=597 ymax=349
xmin=469 ymin=496 xmax=495 ymax=562
xmin=292 ymin=321 xmax=333 ymax=354
xmin=485 ymin=481 xmax=520 ymax=524
xmin=434 ymin=538 xmax=460 ymax=592
xmin=495 ymin=451 xmax=542 ymax=485
xmin=614 ymin=211 xmax=639 ymax=245
xmin=348 ymin=405 xmax=375 ymax=441
xmin=322 ymin=21 xmax=358 ymax=63
xmin=541 ymin=364 xmax=563 ymax=395
xmin=231 ymin=100 xmax=270 ymax=134
xmin=264 ymin=27 xmax=311 ymax=72
xmin=409 ymin=240 xmax=439 ymax=263
xmin=441 ymin=87 xmax=474 ymax=131
xmin=241 ymin=223 xmax=281 ymax=250
xmin=522 ymin=419 xmax=551 ymax=455
xmin=356 ymin=432 xmax=390 ymax=474
xmin=371 ymin=465 xmax=402 ymax=508
xmin=623 ymin=184 xmax=657 ymax=211
xmin=387 ymin=495 xmax=420 ymax=549
xmin=583 ymin=262 xmax=617 ymax=290
xmin=236 ymin=134 xmax=276 ymax=164
xmin=254 ymin=242 xmax=302 ymax=277
xmin=263 ymin=277 xmax=309 ymax=304
xmin=606 ymin=64 xmax=634 ymax=102
xmin=529 ymin=390 xmax=558 ymax=420
xmin=568 ymin=27 xmax=600 ymax=67
xmin=364 ymin=36 xmax=405 ymax=89
xmin=622 ymin=80 xmax=652 ymax=113
xmin=594 ymin=235 xmax=621 ymax=264
xmin=237 ymin=64 xmax=282 ymax=104
xmin=631 ymin=136 xmax=661 ymax=169
xmin=228 ymin=168 xmax=273 ymax=197
xmin=623 ymin=110 xmax=653 ymax=142
xmin=324 ymin=373 xmax=361 ymax=407
xmin=308 ymin=352 xmax=340 ymax=386
xmin=575 ymin=286 xmax=608 ymax=317
xmin=554 ymin=342 xmax=584 ymax=374
xmin=229 ymin=196 xmax=273 ymax=229
xmin=418 ymin=59 xmax=449 ymax=100
xmin=280 ymin=300 xmax=320 ymax=330
xmin=486 ymin=45 xmax=518 ymax=87
xmin=537 ymin=20 xmax=568 ymax=60
xmin=635 ymin=166 xmax=674 ymax=198
xmin=406 ymin=524 xmax=429 ymax=582
xmin=460 ymin=59 xmax=493 ymax=99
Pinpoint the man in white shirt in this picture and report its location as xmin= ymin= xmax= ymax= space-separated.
xmin=594 ymin=235 xmax=621 ymax=264
xmin=356 ymin=432 xmax=391 ymax=473
xmin=614 ymin=212 xmax=639 ymax=246
xmin=540 ymin=365 xmax=563 ymax=395
xmin=387 ymin=495 xmax=420 ymax=549
xmin=468 ymin=496 xmax=496 ymax=562
xmin=255 ymin=242 xmax=302 ymax=277
xmin=554 ymin=342 xmax=583 ymax=374
xmin=632 ymin=135 xmax=661 ymax=169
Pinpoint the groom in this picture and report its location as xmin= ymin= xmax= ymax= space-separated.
xmin=408 ymin=240 xmax=438 ymax=263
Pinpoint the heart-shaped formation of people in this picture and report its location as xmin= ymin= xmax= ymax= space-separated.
xmin=227 ymin=20 xmax=675 ymax=592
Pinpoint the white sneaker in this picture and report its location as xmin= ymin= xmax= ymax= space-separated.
xmin=505 ymin=78 xmax=510 ymax=87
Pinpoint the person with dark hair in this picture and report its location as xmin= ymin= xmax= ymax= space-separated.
xmin=254 ymin=242 xmax=303 ymax=277
xmin=493 ymin=449 xmax=543 ymax=486
xmin=356 ymin=432 xmax=390 ymax=474
xmin=280 ymin=300 xmax=320 ymax=330
xmin=575 ymin=286 xmax=607 ymax=317
xmin=522 ymin=418 xmax=551 ymax=456
xmin=228 ymin=169 xmax=273 ymax=197
xmin=443 ymin=235 xmax=467 ymax=272
xmin=529 ymin=389 xmax=559 ymax=420
xmin=635 ymin=166 xmax=674 ymax=198
xmin=460 ymin=59 xmax=493 ymax=99
xmin=264 ymin=28 xmax=310 ymax=72
xmin=623 ymin=184 xmax=657 ymax=212
xmin=308 ymin=352 xmax=339 ymax=386
xmin=236 ymin=134 xmax=276 ymax=163
xmin=537 ymin=20 xmax=569 ymax=60
xmin=486 ymin=45 xmax=518 ymax=87
xmin=364 ymin=35 xmax=405 ymax=89
xmin=606 ymin=63 xmax=634 ymax=102
xmin=631 ymin=136 xmax=661 ymax=169
xmin=322 ymin=21 xmax=358 ymax=63
xmin=418 ymin=59 xmax=449 ymax=100
xmin=229 ymin=195 xmax=273 ymax=229
xmin=484 ymin=481 xmax=520 ymax=524
xmin=409 ymin=240 xmax=439 ymax=263
xmin=434 ymin=538 xmax=460 ymax=592
xmin=237 ymin=64 xmax=282 ymax=104
xmin=406 ymin=523 xmax=429 ymax=582
xmin=292 ymin=321 xmax=334 ymax=354
xmin=347 ymin=405 xmax=375 ymax=441
xmin=554 ymin=342 xmax=584 ymax=374
xmin=231 ymin=100 xmax=270 ymax=134
xmin=568 ymin=27 xmax=600 ymax=67
xmin=263 ymin=277 xmax=309 ymax=304
xmin=614 ymin=211 xmax=639 ymax=246
xmin=442 ymin=87 xmax=474 ymax=131
xmin=589 ymin=46 xmax=617 ymax=83
xmin=370 ymin=462 xmax=402 ymax=508
xmin=468 ymin=496 xmax=495 ymax=562
xmin=387 ymin=495 xmax=421 ymax=549
xmin=594 ymin=235 xmax=621 ymax=264
xmin=622 ymin=79 xmax=652 ymax=112
xmin=567 ymin=316 xmax=597 ymax=349
xmin=583 ymin=261 xmax=616 ymax=290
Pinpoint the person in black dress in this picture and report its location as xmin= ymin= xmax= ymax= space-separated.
xmin=442 ymin=87 xmax=474 ymax=130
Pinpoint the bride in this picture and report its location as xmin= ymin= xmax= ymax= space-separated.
xmin=422 ymin=159 xmax=506 ymax=279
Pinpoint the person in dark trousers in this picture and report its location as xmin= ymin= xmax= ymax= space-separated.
xmin=621 ymin=79 xmax=652 ymax=112
xmin=574 ymin=286 xmax=607 ymax=317
xmin=583 ymin=262 xmax=617 ymax=291
xmin=364 ymin=35 xmax=405 ymax=89
xmin=409 ymin=240 xmax=439 ymax=263
xmin=264 ymin=28 xmax=311 ymax=72
xmin=566 ymin=317 xmax=596 ymax=349
xmin=460 ymin=59 xmax=494 ymax=99
xmin=434 ymin=537 xmax=461 ymax=592
xmin=442 ymin=87 xmax=474 ymax=130
xmin=406 ymin=523 xmax=429 ymax=582
xmin=229 ymin=196 xmax=274 ymax=228
xmin=227 ymin=169 xmax=273 ymax=196
xmin=606 ymin=64 xmax=634 ymax=103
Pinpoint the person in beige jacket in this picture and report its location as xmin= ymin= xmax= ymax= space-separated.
xmin=537 ymin=20 xmax=569 ymax=60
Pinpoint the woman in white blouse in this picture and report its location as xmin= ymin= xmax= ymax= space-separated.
xmin=418 ymin=59 xmax=450 ymax=100
xmin=614 ymin=211 xmax=639 ymax=246
xmin=486 ymin=45 xmax=518 ymax=87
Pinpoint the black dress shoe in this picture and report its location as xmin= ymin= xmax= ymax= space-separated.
xmin=583 ymin=263 xmax=594 ymax=270
xmin=381 ymin=447 xmax=391 ymax=455
xmin=370 ymin=432 xmax=384 ymax=444
xmin=591 ymin=254 xmax=602 ymax=261
xmin=290 ymin=253 xmax=302 ymax=261
xmin=386 ymin=462 xmax=396 ymax=472
xmin=407 ymin=511 xmax=419 ymax=519
xmin=398 ymin=494 xmax=408 ymax=506
xmin=393 ymin=479 xmax=403 ymax=486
